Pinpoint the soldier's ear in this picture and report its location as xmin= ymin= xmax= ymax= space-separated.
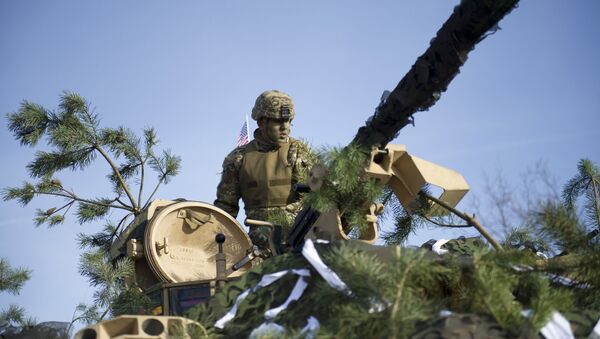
xmin=257 ymin=118 xmax=266 ymax=129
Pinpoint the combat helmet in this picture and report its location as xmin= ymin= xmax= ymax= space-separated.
xmin=251 ymin=90 xmax=295 ymax=121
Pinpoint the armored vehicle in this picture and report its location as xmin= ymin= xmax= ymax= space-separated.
xmin=71 ymin=1 xmax=526 ymax=337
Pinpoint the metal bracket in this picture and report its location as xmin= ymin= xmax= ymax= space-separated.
xmin=155 ymin=237 xmax=169 ymax=255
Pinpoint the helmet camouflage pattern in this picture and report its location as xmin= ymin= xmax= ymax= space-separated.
xmin=251 ymin=90 xmax=295 ymax=121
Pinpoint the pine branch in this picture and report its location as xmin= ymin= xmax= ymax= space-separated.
xmin=98 ymin=306 xmax=111 ymax=321
xmin=590 ymin=175 xmax=600 ymax=230
xmin=77 ymin=199 xmax=114 ymax=224
xmin=421 ymin=192 xmax=503 ymax=251
xmin=94 ymin=145 xmax=138 ymax=212
xmin=77 ymin=215 xmax=132 ymax=251
xmin=143 ymin=150 xmax=181 ymax=208
xmin=115 ymin=197 xmax=129 ymax=209
xmin=137 ymin=160 xmax=145 ymax=209
xmin=69 ymin=303 xmax=100 ymax=328
xmin=0 ymin=258 xmax=31 ymax=295
xmin=27 ymin=148 xmax=96 ymax=178
xmin=390 ymin=250 xmax=424 ymax=339
xmin=99 ymin=127 xmax=142 ymax=163
xmin=535 ymin=202 xmax=590 ymax=255
xmin=34 ymin=190 xmax=130 ymax=212
xmin=112 ymin=213 xmax=134 ymax=241
xmin=34 ymin=209 xmax=64 ymax=227
xmin=137 ymin=129 xmax=156 ymax=212
xmin=421 ymin=215 xmax=471 ymax=228
xmin=2 ymin=183 xmax=36 ymax=206
xmin=6 ymin=93 xmax=185 ymax=326
xmin=6 ymin=101 xmax=50 ymax=146
xmin=142 ymin=181 xmax=162 ymax=210
xmin=561 ymin=159 xmax=600 ymax=232
xmin=4 ymin=182 xmax=132 ymax=228
xmin=0 ymin=304 xmax=35 ymax=327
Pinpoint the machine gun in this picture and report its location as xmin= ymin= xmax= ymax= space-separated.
xmin=286 ymin=143 xmax=469 ymax=249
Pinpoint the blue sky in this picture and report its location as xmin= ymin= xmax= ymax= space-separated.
xmin=1 ymin=0 xmax=599 ymax=328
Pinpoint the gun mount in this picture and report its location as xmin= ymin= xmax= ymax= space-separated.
xmin=287 ymin=144 xmax=469 ymax=248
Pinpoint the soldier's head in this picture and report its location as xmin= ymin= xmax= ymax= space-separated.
xmin=252 ymin=90 xmax=295 ymax=144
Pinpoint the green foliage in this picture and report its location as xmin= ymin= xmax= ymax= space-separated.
xmin=2 ymin=182 xmax=35 ymax=206
xmin=76 ymin=199 xmax=112 ymax=224
xmin=5 ymin=92 xmax=182 ymax=325
xmin=77 ymin=222 xmax=120 ymax=254
xmin=33 ymin=209 xmax=65 ymax=227
xmin=0 ymin=258 xmax=35 ymax=327
xmin=186 ymin=160 xmax=600 ymax=338
xmin=149 ymin=149 xmax=181 ymax=184
xmin=264 ymin=209 xmax=295 ymax=236
xmin=6 ymin=101 xmax=50 ymax=146
xmin=34 ymin=175 xmax=62 ymax=193
xmin=463 ymin=250 xmax=525 ymax=330
xmin=503 ymin=227 xmax=550 ymax=254
xmin=110 ymin=287 xmax=154 ymax=317
xmin=191 ymin=238 xmax=594 ymax=338
xmin=186 ymin=243 xmax=512 ymax=337
xmin=531 ymin=202 xmax=600 ymax=308
xmin=100 ymin=127 xmax=140 ymax=160
xmin=384 ymin=249 xmax=445 ymax=338
xmin=303 ymin=144 xmax=384 ymax=233
xmin=5 ymin=92 xmax=181 ymax=230
xmin=381 ymin=187 xmax=433 ymax=245
xmin=71 ymin=303 xmax=100 ymax=325
xmin=525 ymin=276 xmax=573 ymax=332
xmin=562 ymin=158 xmax=600 ymax=230
xmin=2 ymin=176 xmax=64 ymax=208
xmin=79 ymin=250 xmax=133 ymax=290
xmin=0 ymin=258 xmax=31 ymax=295
xmin=26 ymin=148 xmax=96 ymax=177
xmin=0 ymin=304 xmax=36 ymax=328
xmin=535 ymin=202 xmax=589 ymax=254
xmin=72 ymin=248 xmax=145 ymax=324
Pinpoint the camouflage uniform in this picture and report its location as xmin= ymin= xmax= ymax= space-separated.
xmin=214 ymin=90 xmax=314 ymax=254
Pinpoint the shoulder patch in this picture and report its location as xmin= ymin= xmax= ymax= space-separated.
xmin=222 ymin=144 xmax=248 ymax=170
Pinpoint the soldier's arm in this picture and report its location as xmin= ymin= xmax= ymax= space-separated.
xmin=283 ymin=139 xmax=316 ymax=216
xmin=290 ymin=139 xmax=316 ymax=183
xmin=214 ymin=148 xmax=244 ymax=218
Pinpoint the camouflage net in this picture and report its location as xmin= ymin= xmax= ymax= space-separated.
xmin=187 ymin=238 xmax=600 ymax=338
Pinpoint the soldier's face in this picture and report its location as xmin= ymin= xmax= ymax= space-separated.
xmin=260 ymin=118 xmax=292 ymax=144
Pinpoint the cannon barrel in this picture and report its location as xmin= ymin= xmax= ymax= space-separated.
xmin=352 ymin=0 xmax=518 ymax=150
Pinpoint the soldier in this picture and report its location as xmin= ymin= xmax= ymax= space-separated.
xmin=214 ymin=90 xmax=314 ymax=255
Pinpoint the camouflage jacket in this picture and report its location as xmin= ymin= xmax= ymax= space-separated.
xmin=214 ymin=131 xmax=314 ymax=223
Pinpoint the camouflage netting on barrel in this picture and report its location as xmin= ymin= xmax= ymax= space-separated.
xmin=185 ymin=238 xmax=599 ymax=338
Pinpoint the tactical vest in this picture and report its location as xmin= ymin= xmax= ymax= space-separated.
xmin=239 ymin=141 xmax=295 ymax=209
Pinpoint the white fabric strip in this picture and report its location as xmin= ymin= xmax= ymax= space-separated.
xmin=540 ymin=311 xmax=574 ymax=339
xmin=214 ymin=268 xmax=310 ymax=329
xmin=546 ymin=273 xmax=589 ymax=288
xmin=432 ymin=239 xmax=450 ymax=254
xmin=301 ymin=239 xmax=352 ymax=295
xmin=214 ymin=289 xmax=250 ymax=329
xmin=248 ymin=322 xmax=286 ymax=339
xmin=264 ymin=274 xmax=309 ymax=319
xmin=298 ymin=316 xmax=320 ymax=339
xmin=367 ymin=297 xmax=389 ymax=314
xmin=439 ymin=310 xmax=453 ymax=317
xmin=249 ymin=316 xmax=320 ymax=339
xmin=512 ymin=265 xmax=534 ymax=272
